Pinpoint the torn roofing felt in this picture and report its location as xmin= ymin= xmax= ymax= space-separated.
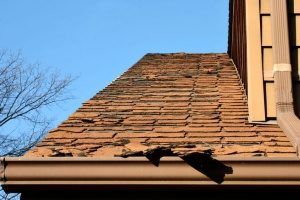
xmin=25 ymin=53 xmax=297 ymax=158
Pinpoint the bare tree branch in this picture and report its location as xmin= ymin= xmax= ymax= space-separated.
xmin=0 ymin=187 xmax=19 ymax=200
xmin=0 ymin=49 xmax=73 ymax=156
xmin=0 ymin=49 xmax=74 ymax=199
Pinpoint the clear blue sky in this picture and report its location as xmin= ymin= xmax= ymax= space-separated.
xmin=0 ymin=0 xmax=229 ymax=127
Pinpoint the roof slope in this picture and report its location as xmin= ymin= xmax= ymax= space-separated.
xmin=25 ymin=53 xmax=296 ymax=158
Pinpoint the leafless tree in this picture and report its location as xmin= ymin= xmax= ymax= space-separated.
xmin=0 ymin=49 xmax=73 ymax=199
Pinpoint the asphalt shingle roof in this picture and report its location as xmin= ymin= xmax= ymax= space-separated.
xmin=25 ymin=53 xmax=297 ymax=158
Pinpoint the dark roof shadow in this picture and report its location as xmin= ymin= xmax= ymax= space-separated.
xmin=180 ymin=152 xmax=233 ymax=184
xmin=142 ymin=146 xmax=233 ymax=184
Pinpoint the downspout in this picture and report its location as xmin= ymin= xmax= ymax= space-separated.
xmin=271 ymin=0 xmax=300 ymax=154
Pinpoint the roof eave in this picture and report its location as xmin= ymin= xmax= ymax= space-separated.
xmin=2 ymin=156 xmax=300 ymax=193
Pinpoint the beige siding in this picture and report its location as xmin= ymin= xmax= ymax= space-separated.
xmin=260 ymin=0 xmax=270 ymax=14
xmin=291 ymin=48 xmax=300 ymax=78
xmin=296 ymin=16 xmax=300 ymax=45
xmin=262 ymin=16 xmax=272 ymax=46
xmin=289 ymin=15 xmax=300 ymax=46
xmin=261 ymin=0 xmax=300 ymax=14
xmin=245 ymin=0 xmax=300 ymax=119
xmin=289 ymin=0 xmax=300 ymax=13
xmin=294 ymin=83 xmax=300 ymax=117
xmin=289 ymin=0 xmax=300 ymax=84
xmin=263 ymin=48 xmax=273 ymax=80
xmin=289 ymin=0 xmax=300 ymax=118
xmin=246 ymin=0 xmax=266 ymax=121
xmin=265 ymin=82 xmax=276 ymax=117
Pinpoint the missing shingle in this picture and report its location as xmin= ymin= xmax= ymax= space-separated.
xmin=117 ymin=119 xmax=124 ymax=123
xmin=184 ymin=74 xmax=193 ymax=78
xmin=216 ymin=64 xmax=223 ymax=70
xmin=77 ymin=152 xmax=87 ymax=157
xmin=253 ymin=153 xmax=265 ymax=157
xmin=81 ymin=118 xmax=94 ymax=123
xmin=51 ymin=151 xmax=73 ymax=157
xmin=169 ymin=143 xmax=196 ymax=149
xmin=112 ymin=139 xmax=130 ymax=146
xmin=119 ymin=149 xmax=144 ymax=158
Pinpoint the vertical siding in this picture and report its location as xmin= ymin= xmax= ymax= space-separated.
xmin=228 ymin=0 xmax=247 ymax=93
xmin=288 ymin=0 xmax=300 ymax=117
xmin=260 ymin=1 xmax=275 ymax=118
xmin=259 ymin=0 xmax=300 ymax=118
xmin=229 ymin=0 xmax=300 ymax=120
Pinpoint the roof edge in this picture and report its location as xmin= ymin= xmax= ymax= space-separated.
xmin=2 ymin=156 xmax=300 ymax=193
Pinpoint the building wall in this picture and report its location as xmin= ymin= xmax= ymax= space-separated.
xmin=260 ymin=0 xmax=300 ymax=118
xmin=229 ymin=0 xmax=300 ymax=121
xmin=289 ymin=0 xmax=300 ymax=117
xmin=228 ymin=0 xmax=247 ymax=92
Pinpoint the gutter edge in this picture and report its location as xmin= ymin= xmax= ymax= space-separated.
xmin=2 ymin=156 xmax=300 ymax=193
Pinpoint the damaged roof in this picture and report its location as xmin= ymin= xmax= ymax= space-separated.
xmin=25 ymin=53 xmax=297 ymax=158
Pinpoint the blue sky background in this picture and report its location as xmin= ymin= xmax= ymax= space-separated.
xmin=0 ymin=0 xmax=229 ymax=128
